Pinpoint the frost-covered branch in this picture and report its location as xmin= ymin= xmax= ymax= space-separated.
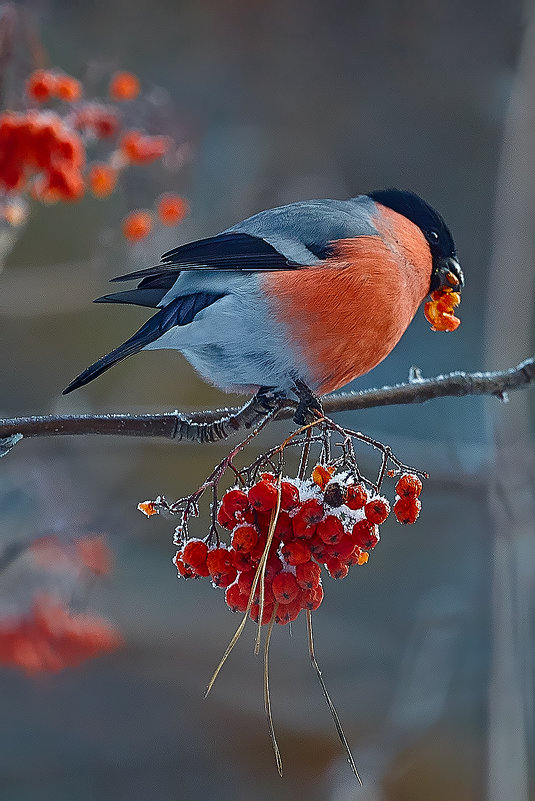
xmin=0 ymin=356 xmax=534 ymax=453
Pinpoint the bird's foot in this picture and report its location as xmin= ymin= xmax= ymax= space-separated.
xmin=292 ymin=379 xmax=324 ymax=425
xmin=254 ymin=386 xmax=288 ymax=414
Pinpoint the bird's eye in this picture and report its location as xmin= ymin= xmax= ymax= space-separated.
xmin=427 ymin=230 xmax=439 ymax=242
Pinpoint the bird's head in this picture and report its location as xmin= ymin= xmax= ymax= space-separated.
xmin=367 ymin=188 xmax=464 ymax=294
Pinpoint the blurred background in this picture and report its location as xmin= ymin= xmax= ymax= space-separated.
xmin=0 ymin=0 xmax=534 ymax=799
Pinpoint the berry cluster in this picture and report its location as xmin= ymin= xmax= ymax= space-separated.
xmin=0 ymin=594 xmax=122 ymax=675
xmin=0 ymin=111 xmax=85 ymax=200
xmin=0 ymin=67 xmax=189 ymax=237
xmin=171 ymin=469 xmax=422 ymax=627
xmin=424 ymin=287 xmax=461 ymax=332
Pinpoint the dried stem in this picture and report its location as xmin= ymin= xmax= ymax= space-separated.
xmin=263 ymin=608 xmax=283 ymax=776
xmin=306 ymin=610 xmax=362 ymax=785
xmin=1 ymin=358 xmax=534 ymax=452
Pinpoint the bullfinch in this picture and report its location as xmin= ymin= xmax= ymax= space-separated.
xmin=64 ymin=189 xmax=463 ymax=416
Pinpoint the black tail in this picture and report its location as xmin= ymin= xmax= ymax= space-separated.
xmin=63 ymin=291 xmax=225 ymax=394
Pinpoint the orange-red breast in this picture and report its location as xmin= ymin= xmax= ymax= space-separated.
xmin=64 ymin=189 xmax=463 ymax=408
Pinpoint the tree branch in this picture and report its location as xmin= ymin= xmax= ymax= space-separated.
xmin=1 ymin=357 xmax=534 ymax=453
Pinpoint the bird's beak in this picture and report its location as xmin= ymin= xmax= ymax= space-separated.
xmin=430 ymin=256 xmax=464 ymax=293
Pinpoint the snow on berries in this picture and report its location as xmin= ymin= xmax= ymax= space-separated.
xmin=169 ymin=466 xmax=424 ymax=627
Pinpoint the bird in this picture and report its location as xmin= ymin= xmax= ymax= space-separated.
xmin=63 ymin=188 xmax=463 ymax=420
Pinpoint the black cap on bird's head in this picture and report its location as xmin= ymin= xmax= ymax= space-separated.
xmin=367 ymin=188 xmax=464 ymax=293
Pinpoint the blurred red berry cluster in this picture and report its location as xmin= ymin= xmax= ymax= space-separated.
xmin=169 ymin=469 xmax=422 ymax=627
xmin=0 ymin=595 xmax=122 ymax=674
xmin=0 ymin=532 xmax=121 ymax=675
xmin=0 ymin=67 xmax=189 ymax=239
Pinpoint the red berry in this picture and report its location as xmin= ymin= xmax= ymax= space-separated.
xmin=248 ymin=480 xmax=278 ymax=512
xmin=280 ymin=481 xmax=300 ymax=511
xmin=260 ymin=472 xmax=276 ymax=482
xmin=231 ymin=524 xmax=258 ymax=553
xmin=325 ymin=558 xmax=349 ymax=579
xmin=345 ymin=484 xmax=367 ymax=510
xmin=264 ymin=552 xmax=284 ymax=580
xmin=182 ymin=539 xmax=208 ymax=569
xmin=225 ymin=583 xmax=249 ymax=613
xmin=221 ymin=488 xmax=250 ymax=516
xmin=173 ymin=552 xmax=195 ymax=579
xmin=26 ymin=70 xmax=56 ymax=102
xmin=216 ymin=505 xmax=235 ymax=530
xmin=292 ymin=498 xmax=324 ymax=538
xmin=272 ymin=572 xmax=300 ymax=604
xmin=275 ymin=599 xmax=302 ymax=624
xmin=109 ymin=71 xmax=140 ymax=101
xmin=301 ymin=584 xmax=324 ymax=610
xmin=295 ymin=561 xmax=321 ymax=590
xmin=317 ymin=514 xmax=344 ymax=545
xmin=364 ymin=497 xmax=390 ymax=525
xmin=232 ymin=549 xmax=252 ymax=571
xmin=395 ymin=473 xmax=423 ymax=498
xmin=351 ymin=520 xmax=380 ymax=550
xmin=214 ymin=567 xmax=238 ymax=588
xmin=325 ymin=535 xmax=355 ymax=561
xmin=206 ymin=546 xmax=234 ymax=578
xmin=274 ymin=510 xmax=293 ymax=540
xmin=281 ymin=540 xmax=311 ymax=566
xmin=394 ymin=496 xmax=421 ymax=524
xmin=237 ymin=569 xmax=256 ymax=597
xmin=250 ymin=602 xmax=275 ymax=625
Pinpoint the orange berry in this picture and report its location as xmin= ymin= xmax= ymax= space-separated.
xmin=55 ymin=75 xmax=82 ymax=102
xmin=122 ymin=210 xmax=152 ymax=242
xmin=393 ymin=496 xmax=421 ymax=525
xmin=88 ymin=163 xmax=117 ymax=197
xmin=357 ymin=551 xmax=369 ymax=565
xmin=157 ymin=193 xmax=189 ymax=226
xmin=120 ymin=130 xmax=168 ymax=164
xmin=26 ymin=70 xmax=56 ymax=102
xmin=424 ymin=290 xmax=461 ymax=332
xmin=312 ymin=464 xmax=335 ymax=490
xmin=109 ymin=71 xmax=141 ymax=101
xmin=395 ymin=473 xmax=423 ymax=498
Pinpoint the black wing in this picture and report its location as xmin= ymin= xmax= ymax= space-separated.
xmin=63 ymin=291 xmax=225 ymax=394
xmin=95 ymin=231 xmax=301 ymax=309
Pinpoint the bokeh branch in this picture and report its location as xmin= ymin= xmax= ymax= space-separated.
xmin=1 ymin=356 xmax=534 ymax=450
